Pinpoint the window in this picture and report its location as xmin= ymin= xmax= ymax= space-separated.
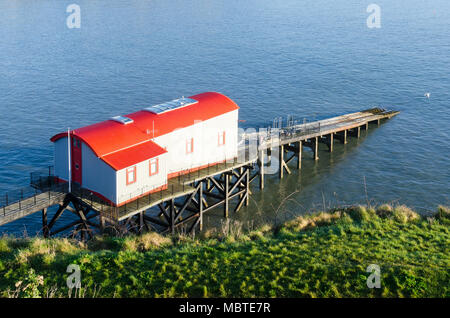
xmin=126 ymin=166 xmax=136 ymax=185
xmin=149 ymin=158 xmax=159 ymax=176
xmin=218 ymin=131 xmax=226 ymax=146
xmin=186 ymin=138 xmax=194 ymax=154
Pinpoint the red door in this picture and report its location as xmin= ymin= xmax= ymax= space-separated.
xmin=71 ymin=136 xmax=82 ymax=185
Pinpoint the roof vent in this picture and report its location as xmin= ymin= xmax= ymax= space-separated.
xmin=143 ymin=97 xmax=198 ymax=115
xmin=110 ymin=116 xmax=134 ymax=125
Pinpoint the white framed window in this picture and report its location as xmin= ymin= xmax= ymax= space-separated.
xmin=126 ymin=166 xmax=136 ymax=185
xmin=149 ymin=158 xmax=159 ymax=176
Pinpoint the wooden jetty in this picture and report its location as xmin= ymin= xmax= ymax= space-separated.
xmin=0 ymin=107 xmax=399 ymax=239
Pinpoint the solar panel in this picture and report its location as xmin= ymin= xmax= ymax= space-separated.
xmin=143 ymin=97 xmax=198 ymax=114
xmin=110 ymin=115 xmax=134 ymax=125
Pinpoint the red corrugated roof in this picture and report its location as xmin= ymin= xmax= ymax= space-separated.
xmin=101 ymin=140 xmax=167 ymax=171
xmin=50 ymin=92 xmax=239 ymax=170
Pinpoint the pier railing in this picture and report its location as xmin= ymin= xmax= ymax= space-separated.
xmin=240 ymin=121 xmax=322 ymax=149
xmin=30 ymin=166 xmax=56 ymax=189
xmin=0 ymin=166 xmax=68 ymax=218
xmin=0 ymin=182 xmax=69 ymax=221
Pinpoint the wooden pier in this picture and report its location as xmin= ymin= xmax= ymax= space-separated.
xmin=0 ymin=107 xmax=399 ymax=239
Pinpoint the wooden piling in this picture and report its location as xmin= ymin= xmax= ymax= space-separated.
xmin=239 ymin=167 xmax=244 ymax=200
xmin=314 ymin=137 xmax=319 ymax=160
xmin=139 ymin=212 xmax=144 ymax=233
xmin=245 ymin=168 xmax=249 ymax=206
xmin=199 ymin=182 xmax=203 ymax=230
xmin=224 ymin=174 xmax=229 ymax=218
xmin=297 ymin=140 xmax=302 ymax=169
xmin=329 ymin=133 xmax=334 ymax=152
xmin=42 ymin=208 xmax=48 ymax=238
xmin=170 ymin=199 xmax=175 ymax=234
xmin=279 ymin=144 xmax=284 ymax=178
xmin=259 ymin=149 xmax=264 ymax=189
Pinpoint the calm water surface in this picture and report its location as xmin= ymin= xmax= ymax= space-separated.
xmin=0 ymin=0 xmax=449 ymax=235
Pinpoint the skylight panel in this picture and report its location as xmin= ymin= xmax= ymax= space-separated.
xmin=110 ymin=116 xmax=134 ymax=125
xmin=143 ymin=97 xmax=198 ymax=114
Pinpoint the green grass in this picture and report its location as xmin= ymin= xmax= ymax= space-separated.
xmin=0 ymin=205 xmax=449 ymax=298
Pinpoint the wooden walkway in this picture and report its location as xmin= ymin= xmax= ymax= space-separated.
xmin=257 ymin=108 xmax=399 ymax=149
xmin=0 ymin=188 xmax=66 ymax=226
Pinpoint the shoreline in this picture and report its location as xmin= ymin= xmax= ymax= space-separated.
xmin=1 ymin=204 xmax=449 ymax=298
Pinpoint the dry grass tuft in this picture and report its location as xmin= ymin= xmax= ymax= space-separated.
xmin=435 ymin=205 xmax=450 ymax=220
xmin=392 ymin=205 xmax=420 ymax=223
xmin=122 ymin=232 xmax=171 ymax=252
xmin=284 ymin=211 xmax=342 ymax=231
xmin=345 ymin=205 xmax=373 ymax=222
xmin=376 ymin=204 xmax=394 ymax=218
xmin=13 ymin=237 xmax=82 ymax=264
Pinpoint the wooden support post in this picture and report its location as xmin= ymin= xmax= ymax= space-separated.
xmin=329 ymin=133 xmax=334 ymax=152
xmin=170 ymin=199 xmax=175 ymax=234
xmin=199 ymin=181 xmax=203 ymax=231
xmin=139 ymin=212 xmax=144 ymax=234
xmin=239 ymin=167 xmax=243 ymax=200
xmin=377 ymin=118 xmax=380 ymax=126
xmin=314 ymin=137 xmax=319 ymax=160
xmin=259 ymin=149 xmax=264 ymax=189
xmin=279 ymin=144 xmax=284 ymax=178
xmin=365 ymin=122 xmax=369 ymax=130
xmin=343 ymin=130 xmax=347 ymax=144
xmin=42 ymin=208 xmax=48 ymax=238
xmin=297 ymin=140 xmax=302 ymax=169
xmin=357 ymin=126 xmax=361 ymax=138
xmin=224 ymin=174 xmax=229 ymax=218
xmin=245 ymin=167 xmax=250 ymax=206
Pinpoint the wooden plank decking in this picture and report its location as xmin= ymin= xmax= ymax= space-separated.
xmin=259 ymin=108 xmax=399 ymax=149
xmin=0 ymin=190 xmax=66 ymax=226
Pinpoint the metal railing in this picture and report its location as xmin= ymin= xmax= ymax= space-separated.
xmin=253 ymin=121 xmax=322 ymax=149
xmin=1 ymin=182 xmax=69 ymax=220
xmin=0 ymin=166 xmax=70 ymax=219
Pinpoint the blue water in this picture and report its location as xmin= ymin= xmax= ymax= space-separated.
xmin=0 ymin=0 xmax=449 ymax=235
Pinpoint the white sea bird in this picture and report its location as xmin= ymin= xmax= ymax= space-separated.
xmin=424 ymin=92 xmax=431 ymax=98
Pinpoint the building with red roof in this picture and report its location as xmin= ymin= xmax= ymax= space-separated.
xmin=51 ymin=92 xmax=239 ymax=206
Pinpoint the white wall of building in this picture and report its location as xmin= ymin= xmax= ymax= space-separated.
xmin=116 ymin=152 xmax=168 ymax=205
xmin=153 ymin=109 xmax=238 ymax=176
xmin=82 ymin=143 xmax=117 ymax=204
xmin=54 ymin=137 xmax=69 ymax=181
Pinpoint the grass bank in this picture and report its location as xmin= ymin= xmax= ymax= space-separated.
xmin=0 ymin=204 xmax=449 ymax=298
